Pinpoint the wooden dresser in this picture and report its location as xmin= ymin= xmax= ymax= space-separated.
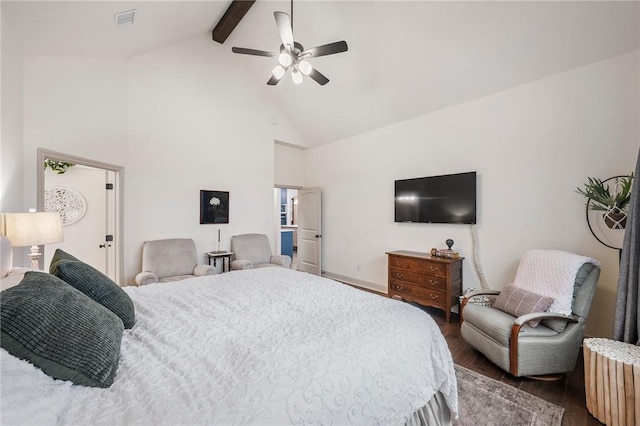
xmin=386 ymin=250 xmax=463 ymax=322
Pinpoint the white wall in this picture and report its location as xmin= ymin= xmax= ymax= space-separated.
xmin=1 ymin=12 xmax=26 ymax=265
xmin=0 ymin=10 xmax=23 ymax=213
xmin=305 ymin=51 xmax=640 ymax=338
xmin=125 ymin=35 xmax=303 ymax=282
xmin=21 ymin=56 xmax=128 ymax=269
xmin=22 ymin=56 xmax=129 ymax=207
xmin=18 ymin=34 xmax=303 ymax=282
xmin=275 ymin=143 xmax=306 ymax=188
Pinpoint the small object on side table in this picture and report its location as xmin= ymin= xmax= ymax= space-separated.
xmin=446 ymin=239 xmax=454 ymax=250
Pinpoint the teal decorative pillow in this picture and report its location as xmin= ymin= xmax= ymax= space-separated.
xmin=50 ymin=251 xmax=135 ymax=329
xmin=49 ymin=248 xmax=80 ymax=271
xmin=0 ymin=272 xmax=123 ymax=388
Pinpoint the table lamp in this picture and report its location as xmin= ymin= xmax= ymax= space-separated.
xmin=2 ymin=211 xmax=64 ymax=269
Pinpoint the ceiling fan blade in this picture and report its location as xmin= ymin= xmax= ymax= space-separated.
xmin=301 ymin=41 xmax=348 ymax=58
xmin=307 ymin=68 xmax=330 ymax=86
xmin=274 ymin=12 xmax=294 ymax=51
xmin=231 ymin=47 xmax=278 ymax=58
xmin=267 ymin=74 xmax=283 ymax=86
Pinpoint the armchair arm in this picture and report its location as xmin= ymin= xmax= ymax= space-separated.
xmin=231 ymin=260 xmax=253 ymax=270
xmin=460 ymin=289 xmax=501 ymax=321
xmin=514 ymin=312 xmax=578 ymax=327
xmin=135 ymin=271 xmax=159 ymax=286
xmin=194 ymin=264 xmax=216 ymax=276
xmin=509 ymin=312 xmax=578 ymax=376
xmin=270 ymin=255 xmax=292 ymax=268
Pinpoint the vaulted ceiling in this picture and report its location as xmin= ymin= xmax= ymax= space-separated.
xmin=3 ymin=1 xmax=639 ymax=147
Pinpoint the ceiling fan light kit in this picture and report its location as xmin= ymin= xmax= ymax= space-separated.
xmin=232 ymin=1 xmax=348 ymax=86
xmin=272 ymin=65 xmax=286 ymax=79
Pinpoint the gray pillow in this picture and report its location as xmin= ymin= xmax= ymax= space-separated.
xmin=0 ymin=271 xmax=124 ymax=388
xmin=493 ymin=285 xmax=554 ymax=327
xmin=49 ymin=248 xmax=80 ymax=271
xmin=51 ymin=255 xmax=135 ymax=329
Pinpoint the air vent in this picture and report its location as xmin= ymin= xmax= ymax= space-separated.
xmin=115 ymin=9 xmax=136 ymax=28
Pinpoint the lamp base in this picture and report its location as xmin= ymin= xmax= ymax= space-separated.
xmin=28 ymin=245 xmax=42 ymax=270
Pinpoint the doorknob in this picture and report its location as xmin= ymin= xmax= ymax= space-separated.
xmin=99 ymin=244 xmax=106 ymax=248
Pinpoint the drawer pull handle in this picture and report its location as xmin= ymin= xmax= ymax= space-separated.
xmin=428 ymin=280 xmax=437 ymax=286
xmin=430 ymin=267 xmax=439 ymax=272
xmin=395 ymin=285 xmax=404 ymax=291
xmin=429 ymin=294 xmax=438 ymax=300
xmin=396 ymin=273 xmax=404 ymax=279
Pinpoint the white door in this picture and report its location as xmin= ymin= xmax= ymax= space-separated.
xmin=297 ymin=187 xmax=322 ymax=275
xmin=44 ymin=165 xmax=108 ymax=273
xmin=39 ymin=150 xmax=123 ymax=284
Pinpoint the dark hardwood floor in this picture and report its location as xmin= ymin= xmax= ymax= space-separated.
xmin=423 ymin=306 xmax=601 ymax=426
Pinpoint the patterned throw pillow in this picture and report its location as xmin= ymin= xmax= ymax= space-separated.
xmin=493 ymin=285 xmax=554 ymax=327
xmin=50 ymin=250 xmax=135 ymax=329
xmin=0 ymin=272 xmax=123 ymax=388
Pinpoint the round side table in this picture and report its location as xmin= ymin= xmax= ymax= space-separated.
xmin=584 ymin=338 xmax=640 ymax=426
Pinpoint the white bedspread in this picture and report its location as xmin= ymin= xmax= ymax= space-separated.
xmin=1 ymin=268 xmax=457 ymax=425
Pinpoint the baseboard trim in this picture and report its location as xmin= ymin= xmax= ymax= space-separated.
xmin=322 ymin=271 xmax=387 ymax=297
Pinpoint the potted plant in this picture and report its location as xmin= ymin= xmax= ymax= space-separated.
xmin=576 ymin=173 xmax=634 ymax=229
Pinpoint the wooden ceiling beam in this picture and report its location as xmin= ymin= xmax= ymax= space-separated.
xmin=212 ymin=0 xmax=256 ymax=44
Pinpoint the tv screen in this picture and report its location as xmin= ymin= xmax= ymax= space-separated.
xmin=394 ymin=172 xmax=477 ymax=224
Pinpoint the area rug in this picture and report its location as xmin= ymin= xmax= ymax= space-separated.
xmin=454 ymin=365 xmax=564 ymax=426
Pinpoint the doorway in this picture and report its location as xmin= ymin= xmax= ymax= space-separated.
xmin=274 ymin=186 xmax=322 ymax=275
xmin=37 ymin=149 xmax=124 ymax=285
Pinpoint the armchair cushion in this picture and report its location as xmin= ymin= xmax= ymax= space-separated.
xmin=493 ymin=285 xmax=554 ymax=327
xmin=137 ymin=238 xmax=215 ymax=285
xmin=462 ymin=303 xmax=558 ymax=347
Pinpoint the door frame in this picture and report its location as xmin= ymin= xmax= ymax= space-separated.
xmin=36 ymin=148 xmax=125 ymax=285
xmin=274 ymin=185 xmax=302 ymax=257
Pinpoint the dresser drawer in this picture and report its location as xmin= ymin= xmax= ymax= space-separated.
xmin=387 ymin=251 xmax=463 ymax=323
xmin=389 ymin=281 xmax=446 ymax=309
xmin=389 ymin=268 xmax=447 ymax=291
xmin=388 ymin=256 xmax=445 ymax=276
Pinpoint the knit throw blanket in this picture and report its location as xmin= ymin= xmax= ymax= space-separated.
xmin=512 ymin=249 xmax=600 ymax=316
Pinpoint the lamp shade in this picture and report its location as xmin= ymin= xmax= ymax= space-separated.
xmin=2 ymin=212 xmax=64 ymax=247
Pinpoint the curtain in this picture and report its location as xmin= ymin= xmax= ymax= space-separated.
xmin=613 ymin=148 xmax=640 ymax=345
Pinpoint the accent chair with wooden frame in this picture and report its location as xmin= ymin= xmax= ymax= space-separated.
xmin=460 ymin=255 xmax=600 ymax=378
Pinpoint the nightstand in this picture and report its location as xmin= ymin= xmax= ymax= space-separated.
xmin=206 ymin=252 xmax=233 ymax=273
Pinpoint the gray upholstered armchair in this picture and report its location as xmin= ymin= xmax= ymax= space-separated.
xmin=460 ymin=252 xmax=600 ymax=378
xmin=135 ymin=238 xmax=215 ymax=285
xmin=230 ymin=234 xmax=291 ymax=270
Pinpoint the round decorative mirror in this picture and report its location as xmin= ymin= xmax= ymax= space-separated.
xmin=44 ymin=187 xmax=87 ymax=225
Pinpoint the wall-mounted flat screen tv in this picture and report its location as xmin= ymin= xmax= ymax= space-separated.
xmin=394 ymin=171 xmax=477 ymax=224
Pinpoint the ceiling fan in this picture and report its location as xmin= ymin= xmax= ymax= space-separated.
xmin=231 ymin=1 xmax=348 ymax=86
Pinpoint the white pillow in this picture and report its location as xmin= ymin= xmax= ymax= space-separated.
xmin=512 ymin=249 xmax=600 ymax=316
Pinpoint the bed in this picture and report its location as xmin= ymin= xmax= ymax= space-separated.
xmin=1 ymin=266 xmax=458 ymax=425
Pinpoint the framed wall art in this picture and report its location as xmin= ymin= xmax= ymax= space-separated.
xmin=200 ymin=190 xmax=229 ymax=224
